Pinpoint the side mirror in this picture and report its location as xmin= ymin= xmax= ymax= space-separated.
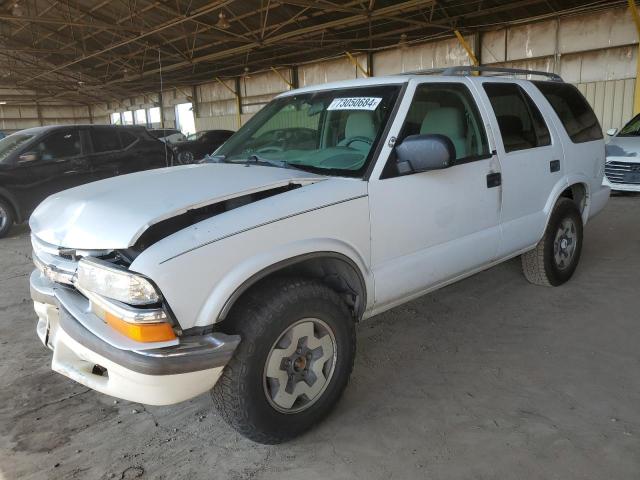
xmin=607 ymin=128 xmax=618 ymax=137
xmin=18 ymin=151 xmax=39 ymax=164
xmin=395 ymin=134 xmax=456 ymax=175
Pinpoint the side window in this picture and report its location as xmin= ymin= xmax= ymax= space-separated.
xmin=483 ymin=83 xmax=551 ymax=153
xmin=398 ymin=83 xmax=490 ymax=162
xmin=533 ymin=81 xmax=603 ymax=143
xmin=119 ymin=130 xmax=138 ymax=148
xmin=36 ymin=129 xmax=81 ymax=161
xmin=91 ymin=127 xmax=121 ymax=153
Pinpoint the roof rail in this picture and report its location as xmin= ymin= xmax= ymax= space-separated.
xmin=399 ymin=66 xmax=563 ymax=82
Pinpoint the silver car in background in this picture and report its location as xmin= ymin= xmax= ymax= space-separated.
xmin=604 ymin=114 xmax=640 ymax=192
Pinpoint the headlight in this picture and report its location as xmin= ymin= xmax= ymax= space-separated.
xmin=76 ymin=257 xmax=160 ymax=306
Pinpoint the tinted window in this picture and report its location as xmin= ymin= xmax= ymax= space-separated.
xmin=119 ymin=130 xmax=138 ymax=148
xmin=398 ymin=83 xmax=490 ymax=161
xmin=36 ymin=129 xmax=81 ymax=160
xmin=615 ymin=113 xmax=639 ymax=137
xmin=91 ymin=127 xmax=121 ymax=152
xmin=483 ymin=83 xmax=551 ymax=153
xmin=0 ymin=133 xmax=35 ymax=162
xmin=533 ymin=81 xmax=603 ymax=143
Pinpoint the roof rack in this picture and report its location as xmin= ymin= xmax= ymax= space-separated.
xmin=400 ymin=66 xmax=563 ymax=82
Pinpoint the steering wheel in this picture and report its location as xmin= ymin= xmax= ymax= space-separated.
xmin=342 ymin=136 xmax=373 ymax=148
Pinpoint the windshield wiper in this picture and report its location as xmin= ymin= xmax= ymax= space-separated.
xmin=201 ymin=154 xmax=227 ymax=163
xmin=231 ymin=154 xmax=305 ymax=171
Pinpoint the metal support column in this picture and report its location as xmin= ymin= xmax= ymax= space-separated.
xmin=628 ymin=0 xmax=640 ymax=114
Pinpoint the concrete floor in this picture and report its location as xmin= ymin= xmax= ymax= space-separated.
xmin=1 ymin=196 xmax=639 ymax=480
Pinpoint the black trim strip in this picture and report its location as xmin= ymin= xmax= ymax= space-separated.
xmin=160 ymin=194 xmax=369 ymax=264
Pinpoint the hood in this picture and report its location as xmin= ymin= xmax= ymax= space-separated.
xmin=30 ymin=163 xmax=324 ymax=249
xmin=606 ymin=136 xmax=640 ymax=162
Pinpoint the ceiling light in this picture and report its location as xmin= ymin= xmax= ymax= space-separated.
xmin=0 ymin=101 xmax=7 ymax=105
xmin=216 ymin=11 xmax=230 ymax=30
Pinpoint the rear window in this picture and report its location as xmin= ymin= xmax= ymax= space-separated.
xmin=91 ymin=127 xmax=121 ymax=152
xmin=533 ymin=81 xmax=603 ymax=143
xmin=483 ymin=82 xmax=551 ymax=153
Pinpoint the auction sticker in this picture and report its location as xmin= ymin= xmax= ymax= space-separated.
xmin=327 ymin=97 xmax=382 ymax=111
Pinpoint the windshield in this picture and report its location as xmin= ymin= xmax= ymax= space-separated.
xmin=0 ymin=133 xmax=35 ymax=163
xmin=618 ymin=114 xmax=640 ymax=137
xmin=216 ymin=85 xmax=401 ymax=176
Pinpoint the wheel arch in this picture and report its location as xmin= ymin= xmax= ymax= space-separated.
xmin=218 ymin=251 xmax=369 ymax=324
xmin=544 ymin=177 xmax=590 ymax=228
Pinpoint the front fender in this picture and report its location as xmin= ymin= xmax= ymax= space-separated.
xmin=131 ymin=191 xmax=371 ymax=330
xmin=196 ymin=239 xmax=372 ymax=327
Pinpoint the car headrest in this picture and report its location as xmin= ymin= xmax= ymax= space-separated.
xmin=344 ymin=111 xmax=376 ymax=140
xmin=420 ymin=107 xmax=465 ymax=137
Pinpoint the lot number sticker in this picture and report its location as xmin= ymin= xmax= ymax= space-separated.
xmin=327 ymin=97 xmax=382 ymax=111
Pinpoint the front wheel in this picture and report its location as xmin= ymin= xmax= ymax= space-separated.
xmin=521 ymin=198 xmax=583 ymax=286
xmin=211 ymin=277 xmax=355 ymax=444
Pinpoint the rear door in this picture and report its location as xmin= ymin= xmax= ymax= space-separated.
xmin=87 ymin=126 xmax=123 ymax=179
xmin=477 ymin=80 xmax=565 ymax=256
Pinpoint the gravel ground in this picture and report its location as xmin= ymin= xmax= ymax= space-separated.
xmin=1 ymin=195 xmax=639 ymax=480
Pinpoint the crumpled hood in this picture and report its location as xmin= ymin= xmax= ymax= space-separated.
xmin=30 ymin=163 xmax=325 ymax=249
xmin=606 ymin=136 xmax=640 ymax=161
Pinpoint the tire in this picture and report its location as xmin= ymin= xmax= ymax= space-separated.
xmin=176 ymin=150 xmax=194 ymax=165
xmin=521 ymin=197 xmax=583 ymax=286
xmin=0 ymin=198 xmax=15 ymax=239
xmin=211 ymin=277 xmax=356 ymax=444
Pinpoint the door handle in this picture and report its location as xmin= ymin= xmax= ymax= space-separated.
xmin=550 ymin=159 xmax=560 ymax=172
xmin=486 ymin=172 xmax=501 ymax=188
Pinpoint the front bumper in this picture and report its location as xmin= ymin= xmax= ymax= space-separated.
xmin=31 ymin=271 xmax=239 ymax=405
xmin=603 ymin=175 xmax=640 ymax=192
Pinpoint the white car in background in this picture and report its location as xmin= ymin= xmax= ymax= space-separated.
xmin=30 ymin=67 xmax=610 ymax=444
xmin=604 ymin=114 xmax=640 ymax=192
xmin=147 ymin=128 xmax=187 ymax=144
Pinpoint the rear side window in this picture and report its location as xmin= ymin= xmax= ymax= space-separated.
xmin=91 ymin=127 xmax=121 ymax=152
xmin=36 ymin=129 xmax=81 ymax=160
xmin=483 ymin=83 xmax=551 ymax=153
xmin=533 ymin=81 xmax=603 ymax=143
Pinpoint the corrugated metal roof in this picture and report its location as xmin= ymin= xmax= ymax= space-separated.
xmin=0 ymin=0 xmax=628 ymax=104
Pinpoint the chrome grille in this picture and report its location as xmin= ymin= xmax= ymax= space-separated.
xmin=604 ymin=161 xmax=640 ymax=185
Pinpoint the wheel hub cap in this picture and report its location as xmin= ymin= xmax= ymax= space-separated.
xmin=553 ymin=218 xmax=577 ymax=270
xmin=263 ymin=319 xmax=337 ymax=413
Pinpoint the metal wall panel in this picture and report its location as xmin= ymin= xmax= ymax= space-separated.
xmin=576 ymin=78 xmax=635 ymax=132
xmin=299 ymin=54 xmax=368 ymax=86
xmin=374 ymin=36 xmax=473 ymax=75
xmin=507 ymin=21 xmax=557 ymax=61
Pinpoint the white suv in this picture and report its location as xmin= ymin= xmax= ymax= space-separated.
xmin=30 ymin=67 xmax=610 ymax=444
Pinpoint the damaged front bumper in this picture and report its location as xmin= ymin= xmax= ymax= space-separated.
xmin=31 ymin=270 xmax=239 ymax=405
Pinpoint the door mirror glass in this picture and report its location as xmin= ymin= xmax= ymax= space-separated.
xmin=607 ymin=128 xmax=618 ymax=137
xmin=395 ymin=134 xmax=455 ymax=175
xmin=18 ymin=151 xmax=40 ymax=163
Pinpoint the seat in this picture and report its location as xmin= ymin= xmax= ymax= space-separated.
xmin=338 ymin=111 xmax=376 ymax=152
xmin=420 ymin=107 xmax=467 ymax=159
xmin=496 ymin=114 xmax=533 ymax=151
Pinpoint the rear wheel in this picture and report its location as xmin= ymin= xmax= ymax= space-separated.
xmin=0 ymin=198 xmax=14 ymax=239
xmin=211 ymin=277 xmax=355 ymax=444
xmin=521 ymin=198 xmax=583 ymax=286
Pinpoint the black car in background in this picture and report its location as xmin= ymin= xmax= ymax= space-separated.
xmin=171 ymin=129 xmax=234 ymax=164
xmin=0 ymin=125 xmax=170 ymax=238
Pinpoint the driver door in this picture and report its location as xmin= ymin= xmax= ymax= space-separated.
xmin=368 ymin=80 xmax=502 ymax=310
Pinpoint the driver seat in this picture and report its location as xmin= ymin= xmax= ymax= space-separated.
xmin=338 ymin=111 xmax=376 ymax=152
